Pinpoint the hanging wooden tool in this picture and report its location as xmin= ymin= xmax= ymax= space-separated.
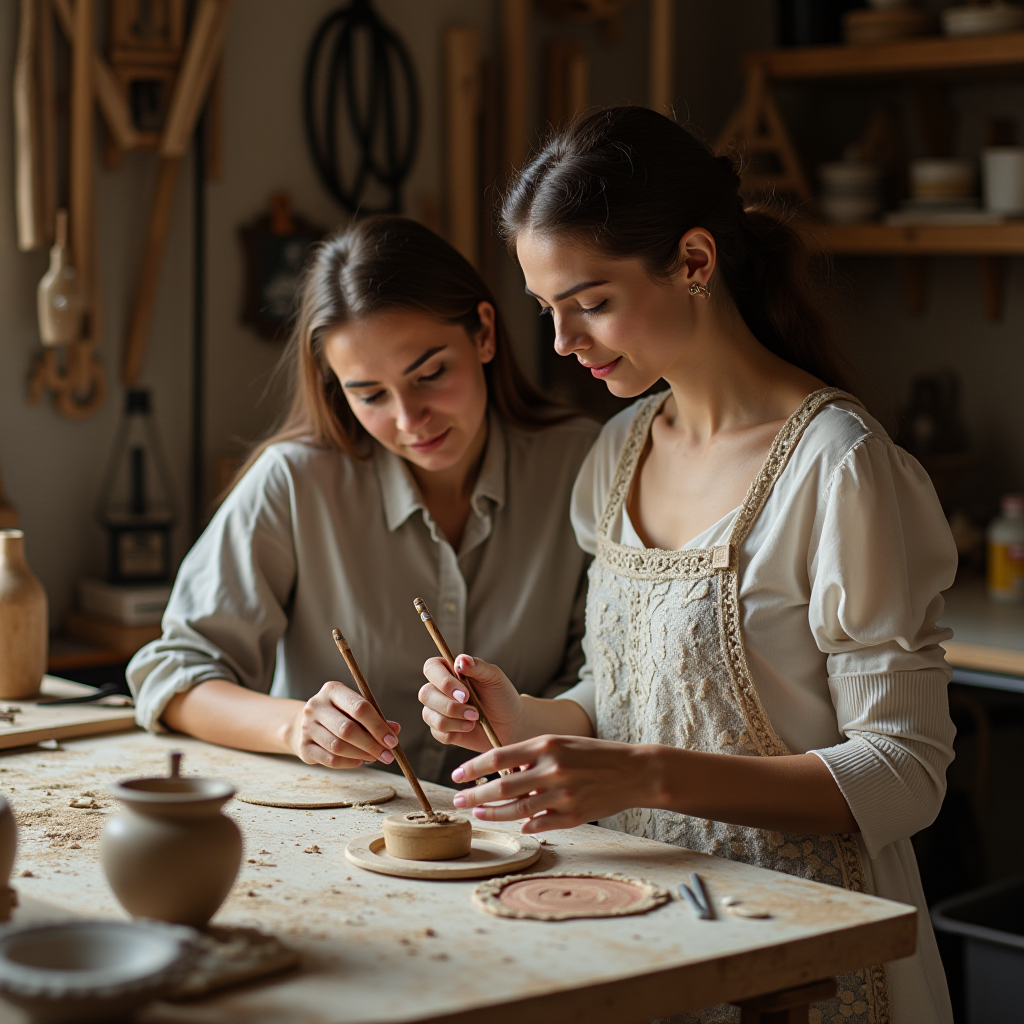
xmin=102 ymin=0 xmax=188 ymax=170
xmin=14 ymin=0 xmax=47 ymax=252
xmin=27 ymin=0 xmax=107 ymax=419
xmin=122 ymin=0 xmax=232 ymax=385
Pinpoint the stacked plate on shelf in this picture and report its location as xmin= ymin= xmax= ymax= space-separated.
xmin=843 ymin=1 xmax=935 ymax=44
xmin=885 ymin=157 xmax=1005 ymax=224
xmin=941 ymin=3 xmax=1024 ymax=36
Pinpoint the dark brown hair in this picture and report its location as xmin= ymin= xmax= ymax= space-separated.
xmin=235 ymin=216 xmax=568 ymax=483
xmin=500 ymin=106 xmax=853 ymax=391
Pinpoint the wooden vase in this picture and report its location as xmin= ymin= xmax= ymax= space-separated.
xmin=0 ymin=530 xmax=47 ymax=699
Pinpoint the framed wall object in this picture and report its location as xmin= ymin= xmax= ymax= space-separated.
xmin=239 ymin=193 xmax=325 ymax=341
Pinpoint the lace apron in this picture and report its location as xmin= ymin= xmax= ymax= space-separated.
xmin=590 ymin=388 xmax=891 ymax=1024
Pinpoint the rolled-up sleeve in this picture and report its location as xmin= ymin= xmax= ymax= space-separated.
xmin=126 ymin=450 xmax=297 ymax=732
xmin=808 ymin=436 xmax=958 ymax=857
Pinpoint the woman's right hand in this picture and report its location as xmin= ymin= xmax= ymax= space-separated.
xmin=419 ymin=655 xmax=523 ymax=752
xmin=290 ymin=680 xmax=402 ymax=769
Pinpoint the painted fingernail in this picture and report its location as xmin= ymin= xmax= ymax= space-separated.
xmin=453 ymin=795 xmax=466 ymax=807
xmin=472 ymin=808 xmax=486 ymax=818
xmin=463 ymin=707 xmax=479 ymax=721
xmin=451 ymin=767 xmax=465 ymax=782
xmin=453 ymin=689 xmax=467 ymax=703
xmin=383 ymin=734 xmax=398 ymax=748
xmin=379 ymin=750 xmax=394 ymax=764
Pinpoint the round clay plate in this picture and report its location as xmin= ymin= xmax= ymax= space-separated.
xmin=344 ymin=828 xmax=541 ymax=880
xmin=238 ymin=776 xmax=395 ymax=809
xmin=473 ymin=872 xmax=671 ymax=921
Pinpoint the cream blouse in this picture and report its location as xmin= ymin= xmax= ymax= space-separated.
xmin=559 ymin=396 xmax=957 ymax=1024
xmin=127 ymin=412 xmax=600 ymax=782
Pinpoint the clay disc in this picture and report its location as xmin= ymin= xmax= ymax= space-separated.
xmin=237 ymin=776 xmax=395 ymax=809
xmin=473 ymin=872 xmax=671 ymax=921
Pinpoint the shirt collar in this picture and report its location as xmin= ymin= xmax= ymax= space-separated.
xmin=374 ymin=411 xmax=506 ymax=534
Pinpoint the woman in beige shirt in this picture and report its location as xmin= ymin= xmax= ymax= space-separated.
xmin=126 ymin=216 xmax=598 ymax=782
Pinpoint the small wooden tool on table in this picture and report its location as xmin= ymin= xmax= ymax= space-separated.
xmin=332 ymin=629 xmax=471 ymax=860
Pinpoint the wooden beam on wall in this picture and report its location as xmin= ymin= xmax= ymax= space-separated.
xmin=444 ymin=26 xmax=482 ymax=267
xmin=501 ymin=0 xmax=530 ymax=177
xmin=648 ymin=0 xmax=675 ymax=113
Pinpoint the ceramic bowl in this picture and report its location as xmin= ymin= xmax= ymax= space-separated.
xmin=0 ymin=919 xmax=194 ymax=1023
xmin=942 ymin=3 xmax=1024 ymax=36
xmin=818 ymin=161 xmax=882 ymax=196
xmin=909 ymin=158 xmax=975 ymax=201
xmin=819 ymin=194 xmax=881 ymax=224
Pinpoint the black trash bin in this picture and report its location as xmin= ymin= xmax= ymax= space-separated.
xmin=931 ymin=876 xmax=1024 ymax=1024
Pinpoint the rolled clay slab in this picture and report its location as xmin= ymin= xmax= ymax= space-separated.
xmin=237 ymin=776 xmax=395 ymax=809
xmin=382 ymin=811 xmax=472 ymax=861
xmin=474 ymin=872 xmax=672 ymax=921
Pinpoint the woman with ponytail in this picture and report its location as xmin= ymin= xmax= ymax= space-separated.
xmin=419 ymin=108 xmax=955 ymax=1023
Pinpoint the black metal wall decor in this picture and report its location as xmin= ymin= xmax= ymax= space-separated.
xmin=239 ymin=193 xmax=325 ymax=341
xmin=303 ymin=0 xmax=420 ymax=214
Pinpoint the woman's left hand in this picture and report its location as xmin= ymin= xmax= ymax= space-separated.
xmin=449 ymin=735 xmax=654 ymax=834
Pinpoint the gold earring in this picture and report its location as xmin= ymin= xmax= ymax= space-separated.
xmin=688 ymin=282 xmax=711 ymax=298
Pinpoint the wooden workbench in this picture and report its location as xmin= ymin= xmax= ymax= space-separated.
xmin=941 ymin=579 xmax=1024 ymax=678
xmin=0 ymin=732 xmax=915 ymax=1023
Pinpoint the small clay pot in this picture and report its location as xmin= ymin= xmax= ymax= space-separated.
xmin=0 ymin=919 xmax=193 ymax=1024
xmin=101 ymin=754 xmax=242 ymax=928
xmin=382 ymin=811 xmax=472 ymax=861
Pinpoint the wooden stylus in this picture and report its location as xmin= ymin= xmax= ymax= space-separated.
xmin=412 ymin=598 xmax=504 ymax=751
xmin=332 ymin=628 xmax=435 ymax=818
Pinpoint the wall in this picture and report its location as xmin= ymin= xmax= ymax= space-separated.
xmin=4 ymin=0 xmax=1016 ymax=632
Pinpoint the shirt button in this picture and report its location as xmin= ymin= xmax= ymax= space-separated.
xmin=443 ymin=601 xmax=457 ymax=615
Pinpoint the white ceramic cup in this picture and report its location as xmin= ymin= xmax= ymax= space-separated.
xmin=982 ymin=147 xmax=1024 ymax=214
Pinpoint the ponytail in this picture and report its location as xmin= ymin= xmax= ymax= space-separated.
xmin=500 ymin=106 xmax=854 ymax=391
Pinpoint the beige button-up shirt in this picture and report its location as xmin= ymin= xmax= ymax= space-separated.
xmin=126 ymin=413 xmax=600 ymax=780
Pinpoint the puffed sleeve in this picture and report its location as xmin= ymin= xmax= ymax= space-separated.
xmin=808 ymin=435 xmax=959 ymax=858
xmin=125 ymin=448 xmax=297 ymax=732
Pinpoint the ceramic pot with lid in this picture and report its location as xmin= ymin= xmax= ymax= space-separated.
xmin=101 ymin=753 xmax=242 ymax=928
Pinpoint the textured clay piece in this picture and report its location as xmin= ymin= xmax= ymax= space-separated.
xmin=0 ymin=919 xmax=193 ymax=1024
xmin=101 ymin=754 xmax=242 ymax=927
xmin=170 ymin=926 xmax=300 ymax=999
xmin=382 ymin=811 xmax=472 ymax=860
xmin=238 ymin=776 xmax=395 ymax=809
xmin=474 ymin=872 xmax=672 ymax=921
xmin=726 ymin=903 xmax=773 ymax=919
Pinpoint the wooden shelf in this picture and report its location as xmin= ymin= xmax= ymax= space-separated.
xmin=749 ymin=31 xmax=1024 ymax=81
xmin=805 ymin=221 xmax=1024 ymax=255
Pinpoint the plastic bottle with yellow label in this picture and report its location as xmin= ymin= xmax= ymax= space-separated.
xmin=987 ymin=494 xmax=1024 ymax=605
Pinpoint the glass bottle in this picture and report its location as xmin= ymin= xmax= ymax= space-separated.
xmin=987 ymin=494 xmax=1024 ymax=605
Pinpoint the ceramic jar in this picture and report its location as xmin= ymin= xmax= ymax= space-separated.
xmin=382 ymin=811 xmax=472 ymax=860
xmin=0 ymin=530 xmax=48 ymax=700
xmin=101 ymin=755 xmax=242 ymax=928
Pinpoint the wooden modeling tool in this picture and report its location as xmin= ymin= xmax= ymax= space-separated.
xmin=332 ymin=629 xmax=472 ymax=861
xmin=332 ymin=629 xmax=434 ymax=817
xmin=413 ymin=598 xmax=506 ymax=753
